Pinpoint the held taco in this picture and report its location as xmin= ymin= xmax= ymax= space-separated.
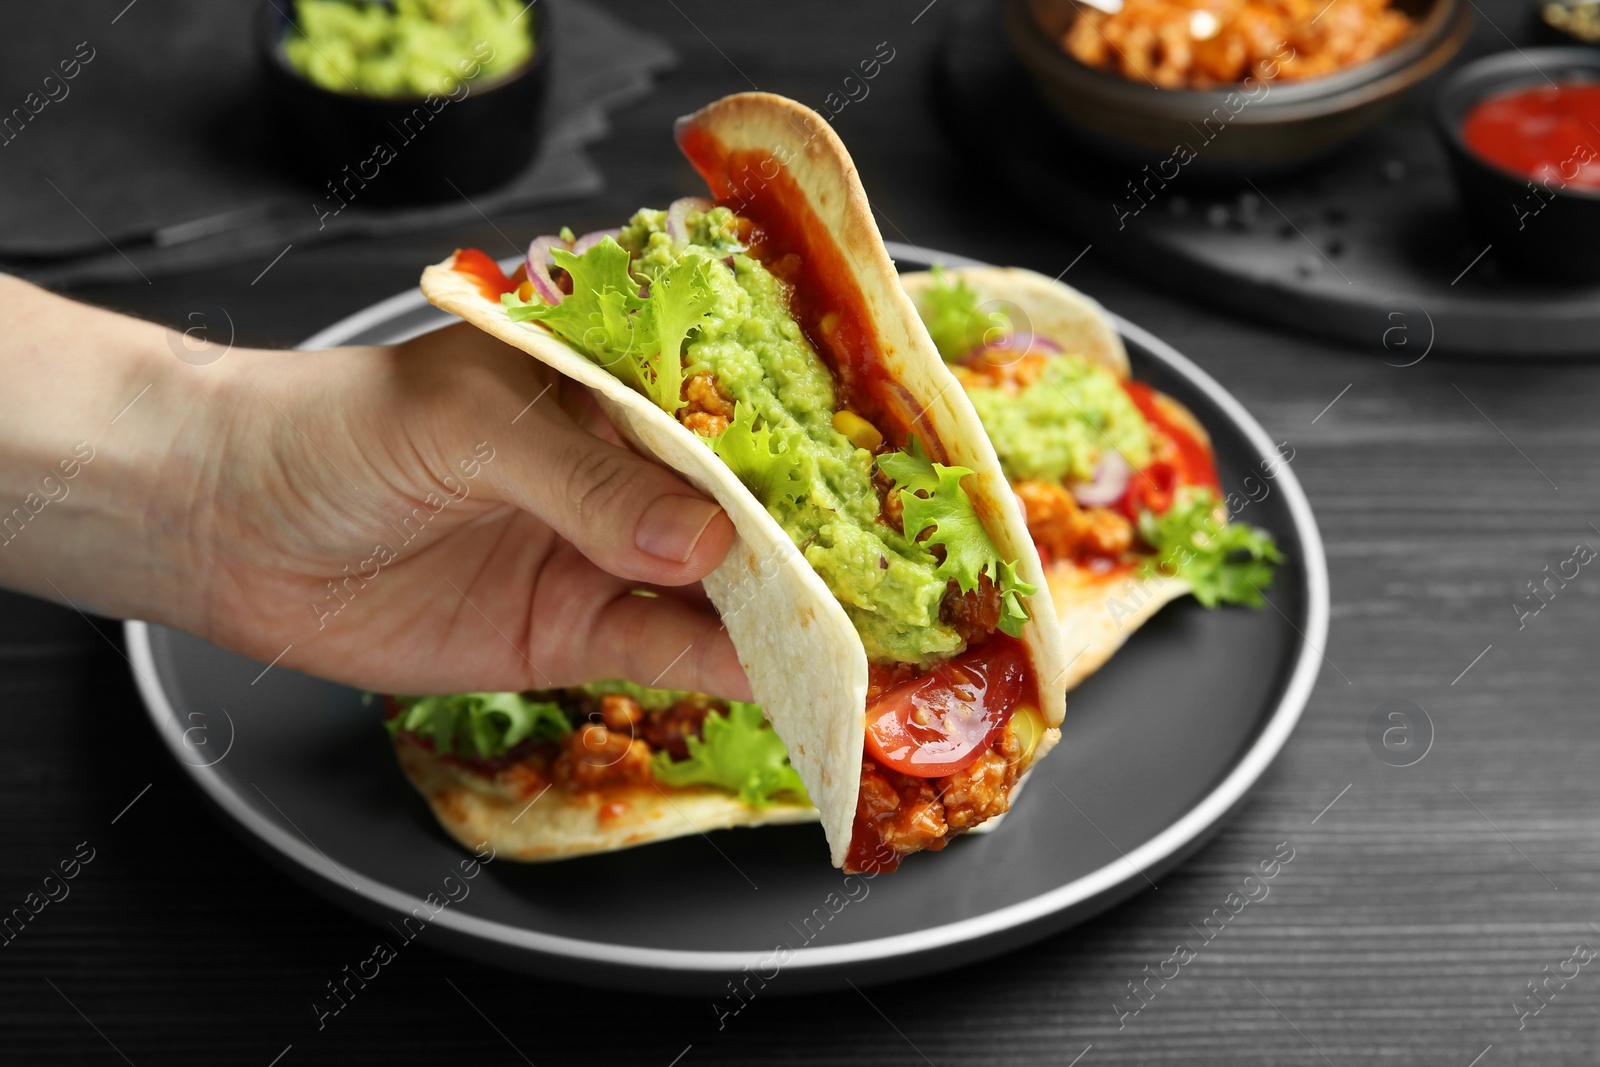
xmin=899 ymin=266 xmax=1284 ymax=690
xmin=417 ymin=93 xmax=1068 ymax=872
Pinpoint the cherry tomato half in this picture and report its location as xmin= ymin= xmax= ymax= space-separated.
xmin=452 ymin=247 xmax=518 ymax=301
xmin=1116 ymin=382 xmax=1220 ymax=520
xmin=864 ymin=637 xmax=1029 ymax=778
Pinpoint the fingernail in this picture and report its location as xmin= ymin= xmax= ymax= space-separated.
xmin=636 ymin=496 xmax=723 ymax=564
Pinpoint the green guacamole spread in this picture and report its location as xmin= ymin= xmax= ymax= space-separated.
xmin=286 ymin=0 xmax=534 ymax=98
xmin=965 ymin=355 xmax=1151 ymax=485
xmin=618 ymin=208 xmax=962 ymax=665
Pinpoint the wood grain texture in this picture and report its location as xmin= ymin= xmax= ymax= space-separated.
xmin=5 ymin=0 xmax=1598 ymax=1063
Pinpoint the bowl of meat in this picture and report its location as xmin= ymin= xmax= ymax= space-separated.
xmin=1006 ymin=0 xmax=1473 ymax=170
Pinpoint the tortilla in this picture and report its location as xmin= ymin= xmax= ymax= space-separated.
xmin=899 ymin=266 xmax=1204 ymax=692
xmin=900 ymin=266 xmax=1132 ymax=380
xmin=420 ymin=93 xmax=1066 ymax=869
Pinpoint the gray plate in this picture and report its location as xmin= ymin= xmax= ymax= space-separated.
xmin=124 ymin=243 xmax=1328 ymax=995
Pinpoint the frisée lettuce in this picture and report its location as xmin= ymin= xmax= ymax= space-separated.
xmin=386 ymin=691 xmax=571 ymax=759
xmin=1138 ymin=488 xmax=1283 ymax=607
xmin=880 ymin=437 xmax=1036 ymax=638
xmin=651 ymin=701 xmax=809 ymax=807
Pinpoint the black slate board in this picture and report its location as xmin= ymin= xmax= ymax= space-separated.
xmin=940 ymin=0 xmax=1600 ymax=357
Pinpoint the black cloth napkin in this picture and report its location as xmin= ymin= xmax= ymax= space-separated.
xmin=0 ymin=0 xmax=674 ymax=286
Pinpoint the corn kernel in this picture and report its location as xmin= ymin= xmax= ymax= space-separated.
xmin=832 ymin=410 xmax=883 ymax=451
xmin=1007 ymin=705 xmax=1045 ymax=767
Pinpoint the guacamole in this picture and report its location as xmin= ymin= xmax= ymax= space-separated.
xmin=965 ymin=354 xmax=1152 ymax=485
xmin=286 ymin=0 xmax=534 ymax=98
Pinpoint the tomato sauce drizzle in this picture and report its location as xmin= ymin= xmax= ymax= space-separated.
xmin=846 ymin=809 xmax=900 ymax=873
xmin=677 ymin=129 xmax=948 ymax=465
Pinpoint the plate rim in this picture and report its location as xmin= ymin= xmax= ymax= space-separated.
xmin=125 ymin=241 xmax=1329 ymax=976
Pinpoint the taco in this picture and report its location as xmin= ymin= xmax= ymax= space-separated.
xmin=385 ymin=684 xmax=817 ymax=861
xmin=415 ymin=93 xmax=1067 ymax=872
xmin=899 ymin=266 xmax=1284 ymax=691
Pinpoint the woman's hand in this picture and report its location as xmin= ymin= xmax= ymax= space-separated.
xmin=0 ymin=277 xmax=751 ymax=699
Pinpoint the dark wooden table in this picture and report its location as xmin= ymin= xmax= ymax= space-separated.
xmin=7 ymin=1 xmax=1599 ymax=1064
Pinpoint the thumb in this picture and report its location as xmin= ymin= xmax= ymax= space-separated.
xmin=489 ymin=399 xmax=737 ymax=586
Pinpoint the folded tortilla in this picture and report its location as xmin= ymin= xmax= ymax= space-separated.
xmin=420 ymin=93 xmax=1066 ymax=869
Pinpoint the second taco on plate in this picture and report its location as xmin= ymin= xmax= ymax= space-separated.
xmin=901 ymin=266 xmax=1285 ymax=691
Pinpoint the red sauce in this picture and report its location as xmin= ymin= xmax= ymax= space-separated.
xmin=676 ymin=128 xmax=948 ymax=464
xmin=1461 ymin=82 xmax=1600 ymax=191
xmin=453 ymin=248 xmax=519 ymax=301
xmin=1118 ymin=381 xmax=1219 ymax=519
xmin=846 ymin=807 xmax=900 ymax=874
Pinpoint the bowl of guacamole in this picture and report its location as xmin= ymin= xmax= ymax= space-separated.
xmin=258 ymin=0 xmax=548 ymax=204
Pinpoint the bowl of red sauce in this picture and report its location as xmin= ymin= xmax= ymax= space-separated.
xmin=1435 ymin=47 xmax=1600 ymax=280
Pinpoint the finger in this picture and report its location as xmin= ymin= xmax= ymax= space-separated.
xmin=623 ymin=581 xmax=716 ymax=612
xmin=559 ymin=379 xmax=626 ymax=447
xmin=488 ymin=402 xmax=735 ymax=587
xmin=581 ymin=593 xmax=753 ymax=702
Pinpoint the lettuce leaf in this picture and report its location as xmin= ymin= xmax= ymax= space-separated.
xmin=884 ymin=438 xmax=1036 ymax=638
xmin=917 ymin=264 xmax=1009 ymax=362
xmin=995 ymin=559 xmax=1034 ymax=640
xmin=703 ymin=403 xmax=806 ymax=508
xmin=506 ymin=237 xmax=643 ymax=379
xmin=651 ymin=702 xmax=808 ymax=807
xmin=641 ymin=252 xmax=719 ymax=411
xmin=877 ymin=434 xmax=941 ymax=495
xmin=1137 ymin=487 xmax=1283 ymax=607
xmin=386 ymin=692 xmax=572 ymax=759
xmin=503 ymin=237 xmax=717 ymax=412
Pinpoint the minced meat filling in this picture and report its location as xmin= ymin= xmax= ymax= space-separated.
xmin=422 ymin=690 xmax=717 ymax=798
xmin=1013 ymin=479 xmax=1133 ymax=565
xmin=679 ymin=370 xmax=735 ymax=437
xmin=855 ymin=725 xmax=1023 ymax=859
xmin=940 ymin=573 xmax=1002 ymax=646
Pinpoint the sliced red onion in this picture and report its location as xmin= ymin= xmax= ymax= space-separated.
xmin=571 ymin=228 xmax=622 ymax=255
xmin=1072 ymin=450 xmax=1131 ymax=507
xmin=961 ymin=329 xmax=1056 ymax=365
xmin=524 ymin=235 xmax=570 ymax=305
xmin=665 ymin=196 xmax=713 ymax=247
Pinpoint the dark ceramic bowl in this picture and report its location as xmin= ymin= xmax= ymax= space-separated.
xmin=1005 ymin=0 xmax=1472 ymax=172
xmin=1434 ymin=47 xmax=1600 ymax=281
xmin=257 ymin=0 xmax=548 ymax=205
